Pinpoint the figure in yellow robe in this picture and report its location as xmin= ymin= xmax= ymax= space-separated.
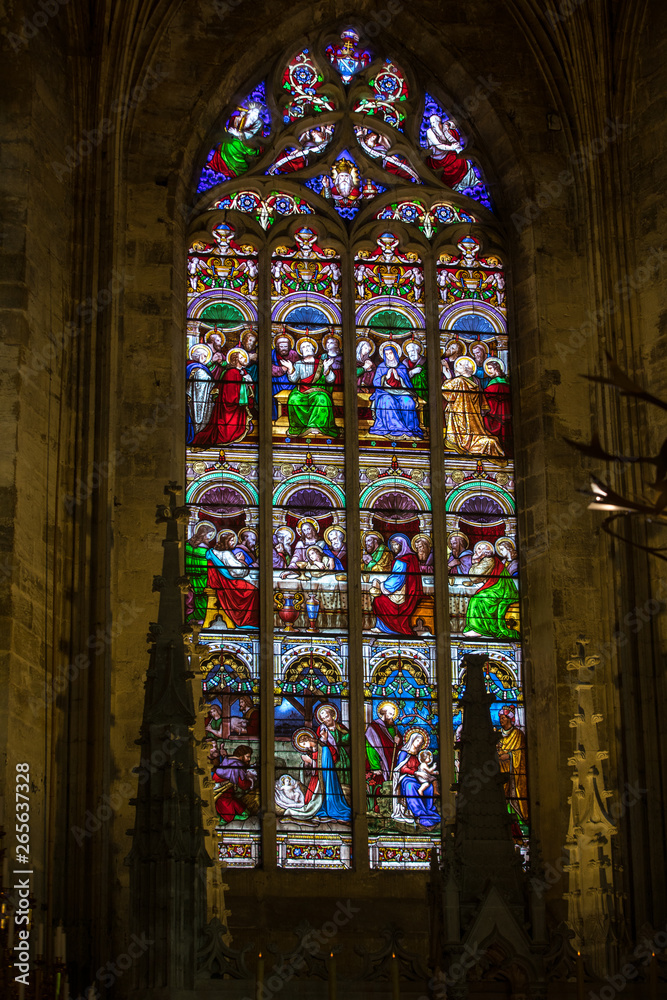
xmin=497 ymin=706 xmax=528 ymax=822
xmin=443 ymin=356 xmax=503 ymax=456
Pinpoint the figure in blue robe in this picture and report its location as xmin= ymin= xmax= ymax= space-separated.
xmin=370 ymin=344 xmax=424 ymax=439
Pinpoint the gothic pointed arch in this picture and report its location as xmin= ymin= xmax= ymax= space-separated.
xmin=184 ymin=24 xmax=525 ymax=871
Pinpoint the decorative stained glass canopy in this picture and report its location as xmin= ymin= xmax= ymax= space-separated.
xmin=197 ymin=29 xmax=492 ymax=213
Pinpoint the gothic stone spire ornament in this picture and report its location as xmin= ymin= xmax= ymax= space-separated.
xmin=125 ymin=483 xmax=211 ymax=997
xmin=429 ymin=653 xmax=549 ymax=996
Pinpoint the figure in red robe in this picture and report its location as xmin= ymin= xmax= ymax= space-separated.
xmin=483 ymin=358 xmax=512 ymax=457
xmin=370 ymin=533 xmax=423 ymax=635
xmin=206 ymin=531 xmax=259 ymax=629
xmin=191 ymin=348 xmax=254 ymax=448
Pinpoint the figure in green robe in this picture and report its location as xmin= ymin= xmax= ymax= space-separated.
xmin=282 ymin=338 xmax=338 ymax=438
xmin=463 ymin=551 xmax=520 ymax=639
xmin=185 ymin=522 xmax=217 ymax=623
xmin=405 ymin=338 xmax=429 ymax=427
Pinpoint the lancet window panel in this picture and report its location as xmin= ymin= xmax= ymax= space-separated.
xmin=184 ymin=25 xmax=527 ymax=870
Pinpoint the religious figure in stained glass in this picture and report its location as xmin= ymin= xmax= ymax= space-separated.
xmin=191 ymin=347 xmax=255 ymax=448
xmin=186 ymin=345 xmax=215 ymax=444
xmin=442 ymin=356 xmax=503 ymax=456
xmin=496 ymin=705 xmax=527 ymax=825
xmin=283 ymin=337 xmax=339 ymax=438
xmin=391 ymin=729 xmax=440 ymax=828
xmin=483 ymin=358 xmax=512 ymax=455
xmin=202 ymin=530 xmax=259 ymax=630
xmin=369 ymin=533 xmax=425 ymax=635
xmin=187 ymin=25 xmax=526 ymax=868
xmin=370 ymin=344 xmax=424 ymax=439
xmin=462 ymin=540 xmax=520 ymax=639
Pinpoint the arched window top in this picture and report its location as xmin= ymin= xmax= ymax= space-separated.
xmin=186 ymin=27 xmax=525 ymax=875
xmin=196 ymin=25 xmax=493 ymax=215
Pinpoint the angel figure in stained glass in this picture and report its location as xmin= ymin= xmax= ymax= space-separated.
xmin=206 ymin=100 xmax=266 ymax=179
xmin=424 ymin=113 xmax=478 ymax=191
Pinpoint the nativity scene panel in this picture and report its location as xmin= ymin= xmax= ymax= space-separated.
xmin=274 ymin=637 xmax=352 ymax=869
xmin=363 ymin=640 xmax=441 ymax=869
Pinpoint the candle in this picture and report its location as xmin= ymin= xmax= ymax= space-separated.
xmin=55 ymin=972 xmax=61 ymax=998
xmin=576 ymin=952 xmax=585 ymax=1000
xmin=328 ymin=952 xmax=337 ymax=1000
xmin=391 ymin=952 xmax=400 ymax=1000
xmin=256 ymin=951 xmax=264 ymax=1000
xmin=650 ymin=952 xmax=658 ymax=1000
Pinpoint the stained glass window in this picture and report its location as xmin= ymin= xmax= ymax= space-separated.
xmin=185 ymin=27 xmax=527 ymax=872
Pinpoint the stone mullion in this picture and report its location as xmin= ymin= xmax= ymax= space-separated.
xmin=343 ymin=243 xmax=369 ymax=872
xmin=258 ymin=241 xmax=277 ymax=870
xmin=424 ymin=248 xmax=456 ymax=846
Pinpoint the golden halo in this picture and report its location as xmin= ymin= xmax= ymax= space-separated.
xmin=296 ymin=517 xmax=320 ymax=538
xmin=444 ymin=338 xmax=465 ymax=356
xmin=454 ymin=356 xmax=475 ymax=376
xmin=363 ymin=530 xmax=385 ymax=545
xmin=323 ymin=333 xmax=342 ymax=350
xmin=217 ymin=528 xmax=238 ymax=548
xmin=377 ymin=700 xmax=399 ymax=719
xmin=227 ymin=347 xmax=249 ymax=365
xmin=447 ymin=530 xmax=470 ymax=547
xmin=273 ymin=525 xmax=296 ymax=543
xmin=484 ymin=356 xmax=505 ymax=375
xmin=273 ymin=330 xmax=295 ymax=349
xmin=403 ymin=726 xmax=430 ymax=749
xmin=191 ymin=519 xmax=216 ymax=539
xmin=296 ymin=337 xmax=318 ymax=356
xmin=316 ymin=703 xmax=339 ymax=723
xmin=469 ymin=340 xmax=488 ymax=358
xmin=495 ymin=536 xmax=516 ymax=554
xmin=324 ymin=525 xmax=346 ymax=544
xmin=189 ymin=343 xmax=212 ymax=363
xmin=411 ymin=533 xmax=432 ymax=552
xmin=205 ymin=329 xmax=226 ymax=349
xmin=356 ymin=337 xmax=374 ymax=356
xmin=292 ymin=727 xmax=316 ymax=752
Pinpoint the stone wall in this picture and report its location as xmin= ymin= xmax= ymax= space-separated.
xmin=1 ymin=0 xmax=665 ymax=991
